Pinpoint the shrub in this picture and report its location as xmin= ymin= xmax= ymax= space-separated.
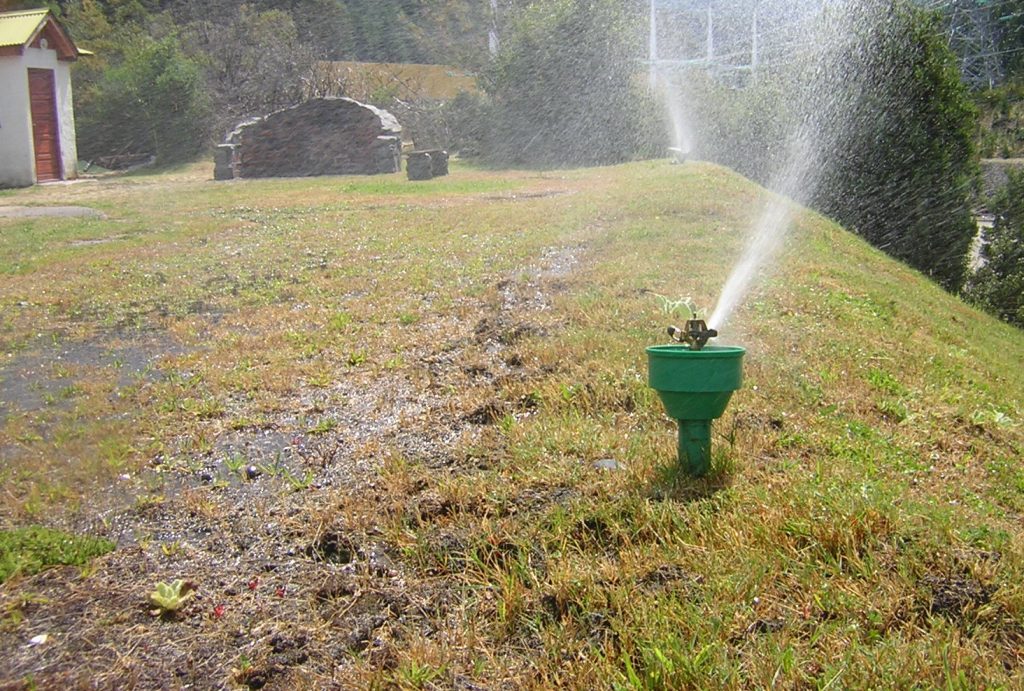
xmin=480 ymin=0 xmax=657 ymax=167
xmin=809 ymin=1 xmax=979 ymax=292
xmin=965 ymin=170 xmax=1024 ymax=327
xmin=76 ymin=35 xmax=211 ymax=165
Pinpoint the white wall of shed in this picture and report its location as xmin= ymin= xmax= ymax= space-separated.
xmin=0 ymin=55 xmax=34 ymax=187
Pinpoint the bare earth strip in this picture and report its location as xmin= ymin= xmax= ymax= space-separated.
xmin=0 ymin=235 xmax=584 ymax=686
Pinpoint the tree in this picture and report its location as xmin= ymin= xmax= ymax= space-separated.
xmin=181 ymin=5 xmax=313 ymax=137
xmin=996 ymin=0 xmax=1024 ymax=78
xmin=965 ymin=170 xmax=1024 ymax=327
xmin=76 ymin=35 xmax=211 ymax=164
xmin=481 ymin=0 xmax=656 ymax=167
xmin=810 ymin=1 xmax=979 ymax=292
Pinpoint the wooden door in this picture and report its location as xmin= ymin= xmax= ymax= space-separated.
xmin=28 ymin=68 xmax=62 ymax=182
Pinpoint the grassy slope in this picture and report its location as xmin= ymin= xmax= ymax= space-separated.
xmin=0 ymin=161 xmax=1022 ymax=687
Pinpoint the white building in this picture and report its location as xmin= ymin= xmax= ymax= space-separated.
xmin=0 ymin=9 xmax=89 ymax=188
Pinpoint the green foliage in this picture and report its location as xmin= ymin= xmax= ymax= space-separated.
xmin=998 ymin=0 xmax=1024 ymax=78
xmin=652 ymin=294 xmax=700 ymax=321
xmin=0 ymin=0 xmax=59 ymax=11
xmin=0 ymin=526 xmax=114 ymax=584
xmin=148 ymin=579 xmax=195 ymax=613
xmin=76 ymin=34 xmax=211 ymax=164
xmin=480 ymin=0 xmax=657 ymax=167
xmin=685 ymin=68 xmax=797 ymax=185
xmin=442 ymin=90 xmax=492 ymax=158
xmin=56 ymin=0 xmax=510 ymax=162
xmin=965 ymin=170 xmax=1024 ymax=327
xmin=680 ymin=2 xmax=979 ymax=294
xmin=974 ymin=83 xmax=1024 ymax=158
xmin=810 ymin=1 xmax=979 ymax=292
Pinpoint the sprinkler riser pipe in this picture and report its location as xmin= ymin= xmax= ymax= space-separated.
xmin=646 ymin=345 xmax=745 ymax=477
xmin=678 ymin=419 xmax=712 ymax=476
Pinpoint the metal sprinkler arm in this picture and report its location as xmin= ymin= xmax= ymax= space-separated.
xmin=667 ymin=319 xmax=718 ymax=351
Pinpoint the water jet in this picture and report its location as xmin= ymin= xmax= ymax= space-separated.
xmin=647 ymin=320 xmax=744 ymax=476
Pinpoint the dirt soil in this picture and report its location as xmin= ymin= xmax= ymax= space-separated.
xmin=0 ymin=244 xmax=583 ymax=688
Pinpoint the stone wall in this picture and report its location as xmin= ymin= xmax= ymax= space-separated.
xmin=216 ymin=98 xmax=402 ymax=180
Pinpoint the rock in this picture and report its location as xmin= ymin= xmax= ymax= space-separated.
xmin=406 ymin=149 xmax=449 ymax=181
xmin=426 ymin=149 xmax=449 ymax=176
xmin=592 ymin=458 xmax=624 ymax=471
xmin=407 ymin=151 xmax=434 ymax=181
xmin=365 ymin=545 xmax=396 ymax=577
xmin=213 ymin=144 xmax=235 ymax=180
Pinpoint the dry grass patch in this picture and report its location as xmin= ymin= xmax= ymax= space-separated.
xmin=0 ymin=160 xmax=1022 ymax=687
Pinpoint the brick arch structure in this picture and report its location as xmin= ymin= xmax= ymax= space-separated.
xmin=216 ymin=98 xmax=402 ymax=180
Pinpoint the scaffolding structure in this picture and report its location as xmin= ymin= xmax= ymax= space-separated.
xmin=648 ymin=0 xmax=760 ymax=74
xmin=651 ymin=0 xmax=1020 ymax=88
xmin=647 ymin=0 xmax=824 ymax=85
xmin=918 ymin=0 xmax=1011 ymax=88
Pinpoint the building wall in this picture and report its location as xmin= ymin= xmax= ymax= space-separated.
xmin=0 ymin=56 xmax=34 ymax=188
xmin=0 ymin=47 xmax=78 ymax=188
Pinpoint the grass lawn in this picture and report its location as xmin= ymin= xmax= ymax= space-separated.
xmin=0 ymin=160 xmax=1022 ymax=687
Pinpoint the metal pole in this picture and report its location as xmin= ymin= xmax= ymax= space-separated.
xmin=751 ymin=4 xmax=759 ymax=70
xmin=489 ymin=0 xmax=499 ymax=57
xmin=707 ymin=6 xmax=714 ymax=64
xmin=650 ymin=0 xmax=659 ymax=87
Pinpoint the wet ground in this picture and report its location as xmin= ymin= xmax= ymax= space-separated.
xmin=0 ymin=206 xmax=105 ymax=220
xmin=0 ymin=243 xmax=584 ymax=687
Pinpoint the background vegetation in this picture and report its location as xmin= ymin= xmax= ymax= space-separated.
xmin=965 ymin=169 xmax=1024 ymax=326
xmin=0 ymin=0 xmax=1020 ymax=319
xmin=808 ymin=2 xmax=979 ymax=293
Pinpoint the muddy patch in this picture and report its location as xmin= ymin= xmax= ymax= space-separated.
xmin=483 ymin=190 xmax=572 ymax=202
xmin=922 ymin=574 xmax=994 ymax=619
xmin=0 ymin=243 xmax=587 ymax=686
xmin=0 ymin=332 xmax=186 ymax=425
xmin=67 ymin=235 xmax=128 ymax=247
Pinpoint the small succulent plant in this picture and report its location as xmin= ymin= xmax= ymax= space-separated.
xmin=149 ymin=579 xmax=195 ymax=615
xmin=652 ymin=294 xmax=716 ymax=349
xmin=652 ymin=293 xmax=702 ymax=321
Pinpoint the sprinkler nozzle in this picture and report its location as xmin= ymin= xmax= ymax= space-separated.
xmin=668 ymin=319 xmax=718 ymax=351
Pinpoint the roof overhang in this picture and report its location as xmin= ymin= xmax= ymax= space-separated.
xmin=0 ymin=9 xmax=87 ymax=62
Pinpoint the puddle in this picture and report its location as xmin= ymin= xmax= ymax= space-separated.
xmin=67 ymin=235 xmax=128 ymax=247
xmin=0 ymin=205 xmax=105 ymax=220
xmin=0 ymin=333 xmax=187 ymax=424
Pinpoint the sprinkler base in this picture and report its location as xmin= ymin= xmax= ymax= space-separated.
xmin=646 ymin=344 xmax=745 ymax=478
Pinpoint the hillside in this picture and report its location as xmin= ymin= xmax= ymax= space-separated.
xmin=0 ymin=161 xmax=1022 ymax=687
xmin=311 ymin=61 xmax=478 ymax=103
